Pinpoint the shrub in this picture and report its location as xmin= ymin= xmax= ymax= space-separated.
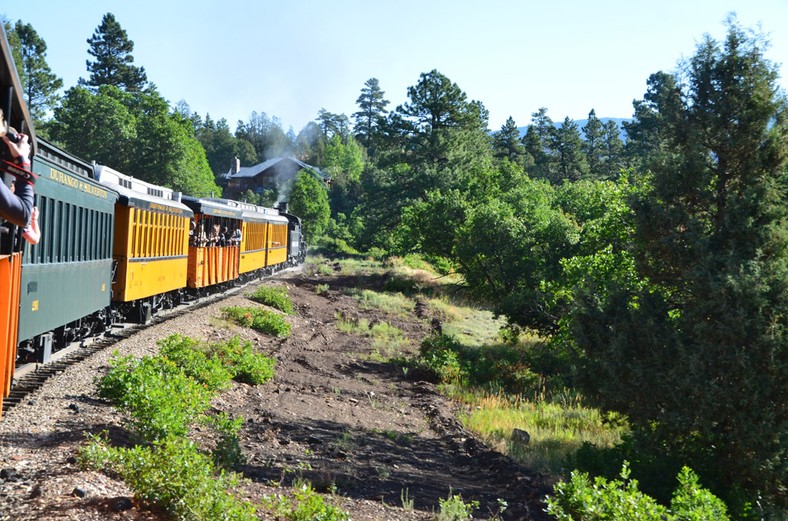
xmin=157 ymin=334 xmax=234 ymax=392
xmin=97 ymin=354 xmax=213 ymax=442
xmin=263 ymin=480 xmax=350 ymax=521
xmin=223 ymin=306 xmax=291 ymax=337
xmin=248 ymin=285 xmax=295 ymax=314
xmin=80 ymin=435 xmax=257 ymax=520
xmin=546 ymin=462 xmax=729 ymax=520
xmin=417 ymin=333 xmax=466 ymax=385
xmin=203 ymin=412 xmax=246 ymax=470
xmin=207 ymin=336 xmax=276 ymax=385
xmin=437 ymin=491 xmax=479 ymax=521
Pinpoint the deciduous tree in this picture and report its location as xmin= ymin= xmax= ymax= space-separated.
xmin=288 ymin=170 xmax=330 ymax=241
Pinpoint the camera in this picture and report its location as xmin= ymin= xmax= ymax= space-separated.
xmin=5 ymin=128 xmax=22 ymax=144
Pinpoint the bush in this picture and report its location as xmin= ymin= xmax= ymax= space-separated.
xmin=223 ymin=306 xmax=291 ymax=337
xmin=417 ymin=333 xmax=466 ymax=385
xmin=98 ymin=354 xmax=213 ymax=442
xmin=80 ymin=435 xmax=257 ymax=520
xmin=203 ymin=412 xmax=246 ymax=470
xmin=248 ymin=285 xmax=295 ymax=314
xmin=546 ymin=462 xmax=729 ymax=520
xmin=157 ymin=335 xmax=234 ymax=392
xmin=208 ymin=336 xmax=276 ymax=385
xmin=264 ymin=480 xmax=350 ymax=521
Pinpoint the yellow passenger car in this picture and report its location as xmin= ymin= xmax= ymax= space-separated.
xmin=238 ymin=205 xmax=290 ymax=276
xmin=94 ymin=166 xmax=193 ymax=322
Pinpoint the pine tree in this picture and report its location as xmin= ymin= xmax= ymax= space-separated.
xmin=581 ymin=109 xmax=604 ymax=178
xmin=600 ymin=120 xmax=624 ymax=179
xmin=352 ymin=78 xmax=388 ymax=150
xmin=550 ymin=117 xmax=587 ymax=183
xmin=522 ymin=107 xmax=554 ymax=180
xmin=493 ymin=116 xmax=529 ymax=167
xmin=572 ymin=17 xmax=787 ymax=509
xmin=11 ymin=21 xmax=63 ymax=123
xmin=83 ymin=13 xmax=147 ymax=92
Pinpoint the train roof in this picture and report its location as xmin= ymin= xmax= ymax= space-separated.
xmin=181 ymin=195 xmax=246 ymax=220
xmin=93 ymin=165 xmax=193 ymax=217
xmin=241 ymin=207 xmax=289 ymax=224
xmin=182 ymin=196 xmax=288 ymax=223
xmin=35 ymin=139 xmax=95 ymax=179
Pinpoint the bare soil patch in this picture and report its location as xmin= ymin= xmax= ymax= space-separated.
xmin=0 ymin=268 xmax=551 ymax=520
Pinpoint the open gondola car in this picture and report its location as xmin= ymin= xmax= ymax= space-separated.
xmin=93 ymin=165 xmax=193 ymax=323
xmin=181 ymin=196 xmax=244 ymax=291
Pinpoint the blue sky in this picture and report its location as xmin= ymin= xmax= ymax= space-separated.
xmin=3 ymin=1 xmax=787 ymax=133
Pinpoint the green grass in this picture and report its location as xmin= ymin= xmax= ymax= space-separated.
xmin=459 ymin=392 xmax=627 ymax=474
xmin=344 ymin=288 xmax=414 ymax=315
xmin=335 ymin=313 xmax=409 ymax=357
xmin=428 ymin=296 xmax=506 ymax=346
xmin=223 ymin=305 xmax=291 ymax=337
xmin=248 ymin=285 xmax=295 ymax=314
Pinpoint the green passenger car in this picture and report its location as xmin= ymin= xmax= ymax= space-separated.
xmin=17 ymin=140 xmax=118 ymax=362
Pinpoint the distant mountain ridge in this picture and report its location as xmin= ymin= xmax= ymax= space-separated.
xmin=515 ymin=117 xmax=631 ymax=139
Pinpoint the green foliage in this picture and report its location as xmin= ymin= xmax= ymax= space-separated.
xmin=223 ymin=305 xmax=292 ymax=338
xmin=9 ymin=20 xmax=63 ymax=124
xmin=235 ymin=111 xmax=293 ymax=163
xmin=97 ymin=353 xmax=213 ymax=442
xmin=79 ymin=435 xmax=257 ymax=521
xmin=264 ymin=480 xmax=350 ymax=521
xmin=248 ymin=285 xmax=295 ymax=314
xmin=207 ymin=336 xmax=276 ymax=385
xmin=415 ymin=332 xmax=575 ymax=397
xmin=50 ymin=84 xmax=221 ymax=196
xmin=569 ymin=19 xmax=788 ymax=509
xmin=352 ymin=77 xmax=389 ymax=152
xmin=547 ymin=463 xmax=729 ymax=521
xmin=436 ymin=491 xmax=479 ymax=521
xmin=416 ymin=333 xmax=466 ymax=385
xmin=156 ymin=334 xmax=234 ymax=392
xmin=203 ymin=412 xmax=246 ymax=470
xmin=289 ymin=170 xmax=330 ymax=241
xmin=83 ymin=13 xmax=148 ymax=92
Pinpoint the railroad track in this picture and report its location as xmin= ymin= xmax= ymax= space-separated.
xmin=1 ymin=267 xmax=299 ymax=414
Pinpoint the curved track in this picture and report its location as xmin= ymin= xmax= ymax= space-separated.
xmin=2 ymin=266 xmax=300 ymax=414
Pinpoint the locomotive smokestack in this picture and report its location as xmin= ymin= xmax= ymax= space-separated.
xmin=277 ymin=201 xmax=289 ymax=213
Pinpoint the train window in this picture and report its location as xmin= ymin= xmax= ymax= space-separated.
xmin=143 ymin=210 xmax=150 ymax=258
xmin=270 ymin=223 xmax=287 ymax=248
xmin=130 ymin=209 xmax=138 ymax=258
xmin=141 ymin=210 xmax=148 ymax=258
xmin=63 ymin=203 xmax=69 ymax=262
xmin=88 ymin=209 xmax=93 ymax=261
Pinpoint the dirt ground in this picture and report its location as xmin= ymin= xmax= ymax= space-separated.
xmin=0 ymin=266 xmax=553 ymax=520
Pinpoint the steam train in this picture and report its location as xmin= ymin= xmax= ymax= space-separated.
xmin=0 ymin=28 xmax=305 ymax=415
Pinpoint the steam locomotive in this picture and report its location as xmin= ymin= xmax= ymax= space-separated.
xmin=0 ymin=27 xmax=305 ymax=416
